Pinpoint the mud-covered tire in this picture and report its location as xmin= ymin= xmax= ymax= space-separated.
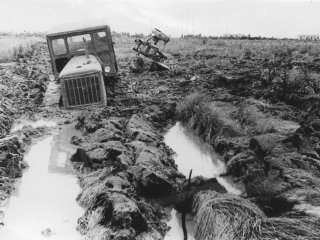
xmin=59 ymin=95 xmax=63 ymax=107
xmin=130 ymin=57 xmax=144 ymax=73
xmin=104 ymin=76 xmax=119 ymax=98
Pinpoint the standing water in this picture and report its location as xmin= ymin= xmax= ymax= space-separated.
xmin=164 ymin=122 xmax=240 ymax=240
xmin=164 ymin=122 xmax=240 ymax=194
xmin=10 ymin=119 xmax=57 ymax=132
xmin=0 ymin=121 xmax=83 ymax=240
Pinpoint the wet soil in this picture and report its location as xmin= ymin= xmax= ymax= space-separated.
xmin=1 ymin=38 xmax=320 ymax=239
xmin=0 ymin=123 xmax=83 ymax=240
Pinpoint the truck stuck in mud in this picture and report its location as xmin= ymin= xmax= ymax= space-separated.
xmin=46 ymin=25 xmax=118 ymax=108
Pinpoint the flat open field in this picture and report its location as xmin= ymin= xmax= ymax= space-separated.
xmin=0 ymin=35 xmax=44 ymax=63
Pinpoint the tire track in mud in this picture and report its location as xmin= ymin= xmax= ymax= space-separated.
xmin=3 ymin=38 xmax=320 ymax=239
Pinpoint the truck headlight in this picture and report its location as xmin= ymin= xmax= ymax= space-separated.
xmin=104 ymin=66 xmax=111 ymax=73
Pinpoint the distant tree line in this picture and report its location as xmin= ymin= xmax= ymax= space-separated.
xmin=111 ymin=31 xmax=152 ymax=38
xmin=180 ymin=33 xmax=296 ymax=41
xmin=0 ymin=30 xmax=303 ymax=41
xmin=0 ymin=31 xmax=46 ymax=37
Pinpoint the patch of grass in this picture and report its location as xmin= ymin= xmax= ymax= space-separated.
xmin=193 ymin=191 xmax=264 ymax=240
xmin=255 ymin=119 xmax=277 ymax=134
xmin=106 ymin=35 xmax=320 ymax=72
xmin=214 ymin=40 xmax=228 ymax=47
xmin=193 ymin=191 xmax=320 ymax=240
xmin=12 ymin=44 xmax=33 ymax=61
xmin=177 ymin=93 xmax=223 ymax=141
xmin=0 ymin=35 xmax=43 ymax=63
xmin=177 ymin=93 xmax=242 ymax=141
xmin=237 ymin=102 xmax=276 ymax=134
xmin=84 ymin=224 xmax=111 ymax=240
xmin=163 ymin=37 xmax=320 ymax=62
xmin=261 ymin=216 xmax=320 ymax=240
xmin=112 ymin=35 xmax=136 ymax=63
xmin=77 ymin=168 xmax=113 ymax=208
xmin=176 ymin=93 xmax=210 ymax=121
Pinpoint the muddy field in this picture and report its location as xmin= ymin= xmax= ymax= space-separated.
xmin=1 ymin=35 xmax=320 ymax=239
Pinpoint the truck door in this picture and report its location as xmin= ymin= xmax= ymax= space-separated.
xmin=93 ymin=31 xmax=117 ymax=74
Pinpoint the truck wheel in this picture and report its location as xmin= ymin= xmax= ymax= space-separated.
xmin=59 ymin=95 xmax=63 ymax=107
xmin=130 ymin=57 xmax=144 ymax=73
xmin=104 ymin=76 xmax=118 ymax=98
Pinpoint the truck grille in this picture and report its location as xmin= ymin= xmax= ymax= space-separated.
xmin=61 ymin=73 xmax=107 ymax=108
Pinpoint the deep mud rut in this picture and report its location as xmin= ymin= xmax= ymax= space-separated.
xmin=1 ymin=46 xmax=228 ymax=238
xmin=1 ymin=122 xmax=84 ymax=240
xmin=1 ymin=39 xmax=320 ymax=239
xmin=164 ymin=122 xmax=241 ymax=239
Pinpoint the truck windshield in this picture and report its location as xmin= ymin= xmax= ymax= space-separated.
xmin=52 ymin=38 xmax=67 ymax=55
xmin=67 ymin=34 xmax=93 ymax=52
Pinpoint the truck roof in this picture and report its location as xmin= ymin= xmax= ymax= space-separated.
xmin=47 ymin=22 xmax=110 ymax=37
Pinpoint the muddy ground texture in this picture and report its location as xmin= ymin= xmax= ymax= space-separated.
xmin=173 ymin=48 xmax=320 ymax=234
xmin=69 ymin=47 xmax=320 ymax=238
xmin=1 ymin=39 xmax=320 ymax=239
xmin=0 ymin=44 xmax=52 ymax=206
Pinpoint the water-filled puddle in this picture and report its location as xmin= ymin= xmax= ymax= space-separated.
xmin=11 ymin=119 xmax=57 ymax=132
xmin=164 ymin=209 xmax=195 ymax=240
xmin=164 ymin=122 xmax=240 ymax=239
xmin=164 ymin=122 xmax=240 ymax=194
xmin=0 ymin=124 xmax=83 ymax=240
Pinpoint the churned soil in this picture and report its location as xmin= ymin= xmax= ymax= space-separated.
xmin=2 ymin=37 xmax=320 ymax=239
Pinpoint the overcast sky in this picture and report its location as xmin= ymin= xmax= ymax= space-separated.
xmin=0 ymin=0 xmax=319 ymax=38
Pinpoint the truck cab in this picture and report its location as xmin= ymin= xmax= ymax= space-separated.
xmin=46 ymin=25 xmax=118 ymax=108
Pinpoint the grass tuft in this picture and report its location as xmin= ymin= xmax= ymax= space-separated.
xmin=177 ymin=93 xmax=242 ymax=141
xmin=177 ymin=93 xmax=223 ymax=141
xmin=261 ymin=217 xmax=320 ymax=240
xmin=77 ymin=168 xmax=113 ymax=208
xmin=238 ymin=104 xmax=276 ymax=134
xmin=193 ymin=191 xmax=264 ymax=240
xmin=193 ymin=191 xmax=320 ymax=240
xmin=84 ymin=225 xmax=111 ymax=240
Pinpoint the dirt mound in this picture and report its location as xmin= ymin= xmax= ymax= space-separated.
xmin=0 ymin=43 xmax=50 ymax=118
xmin=72 ymin=113 xmax=185 ymax=239
xmin=0 ymin=94 xmax=16 ymax=138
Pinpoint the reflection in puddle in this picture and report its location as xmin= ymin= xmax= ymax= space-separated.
xmin=216 ymin=177 xmax=241 ymax=195
xmin=165 ymin=209 xmax=195 ymax=240
xmin=164 ymin=122 xmax=241 ymax=240
xmin=164 ymin=122 xmax=240 ymax=195
xmin=11 ymin=119 xmax=57 ymax=132
xmin=0 ymin=126 xmax=83 ymax=240
xmin=164 ymin=122 xmax=224 ymax=178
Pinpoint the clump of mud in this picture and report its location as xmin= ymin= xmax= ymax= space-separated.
xmin=71 ymin=111 xmax=186 ymax=239
xmin=0 ymin=44 xmax=50 ymax=117
xmin=0 ymin=43 xmax=51 ymax=138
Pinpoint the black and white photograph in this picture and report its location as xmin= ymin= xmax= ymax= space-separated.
xmin=1 ymin=0 xmax=320 ymax=239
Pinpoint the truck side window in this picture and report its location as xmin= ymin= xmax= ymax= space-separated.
xmin=67 ymin=34 xmax=93 ymax=52
xmin=52 ymin=39 xmax=67 ymax=55
xmin=93 ymin=32 xmax=109 ymax=51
